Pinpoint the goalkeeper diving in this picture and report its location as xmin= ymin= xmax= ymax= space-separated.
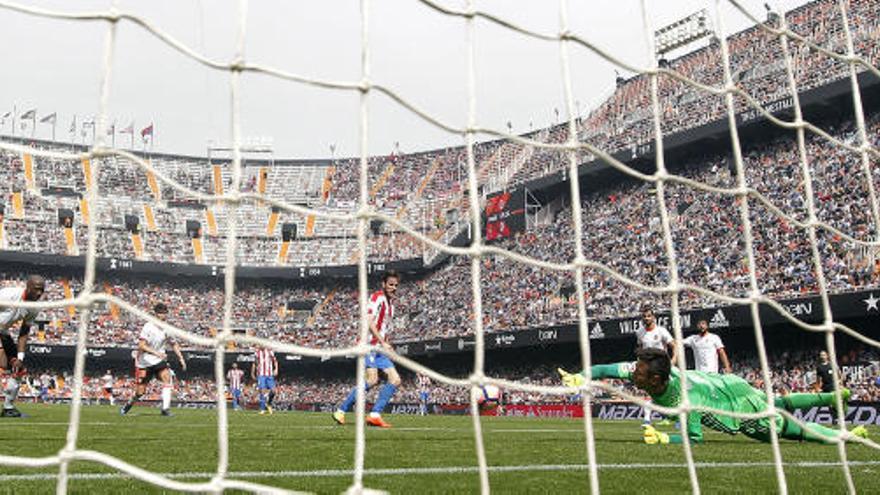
xmin=559 ymin=348 xmax=868 ymax=444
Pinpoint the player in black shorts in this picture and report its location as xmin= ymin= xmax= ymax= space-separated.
xmin=816 ymin=350 xmax=841 ymax=422
xmin=120 ymin=304 xmax=186 ymax=416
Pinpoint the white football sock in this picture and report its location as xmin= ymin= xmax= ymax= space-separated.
xmin=162 ymin=386 xmax=172 ymax=410
xmin=4 ymin=378 xmax=19 ymax=409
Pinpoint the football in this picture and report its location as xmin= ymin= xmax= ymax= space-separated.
xmin=478 ymin=385 xmax=502 ymax=411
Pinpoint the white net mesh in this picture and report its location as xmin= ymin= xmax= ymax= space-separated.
xmin=0 ymin=0 xmax=878 ymax=493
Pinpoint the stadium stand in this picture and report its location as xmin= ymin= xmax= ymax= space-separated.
xmin=1 ymin=106 xmax=879 ymax=347
xmin=0 ymin=0 xmax=877 ymax=360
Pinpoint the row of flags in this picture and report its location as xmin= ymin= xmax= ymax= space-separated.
xmin=1 ymin=107 xmax=154 ymax=147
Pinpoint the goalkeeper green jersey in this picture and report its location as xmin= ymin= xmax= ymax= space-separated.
xmin=592 ymin=363 xmax=775 ymax=443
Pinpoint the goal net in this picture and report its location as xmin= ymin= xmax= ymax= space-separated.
xmin=0 ymin=0 xmax=879 ymax=493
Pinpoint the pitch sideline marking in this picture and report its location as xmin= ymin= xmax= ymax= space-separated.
xmin=489 ymin=428 xmax=585 ymax=433
xmin=2 ymin=461 xmax=879 ymax=482
xmin=11 ymin=424 xmax=585 ymax=433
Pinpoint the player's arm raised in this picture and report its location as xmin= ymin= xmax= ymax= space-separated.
xmin=558 ymin=362 xmax=635 ymax=387
xmin=272 ymin=354 xmax=278 ymax=377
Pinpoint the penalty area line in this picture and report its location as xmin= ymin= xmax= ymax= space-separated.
xmin=2 ymin=461 xmax=880 ymax=481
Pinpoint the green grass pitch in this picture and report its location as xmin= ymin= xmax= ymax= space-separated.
xmin=0 ymin=404 xmax=877 ymax=494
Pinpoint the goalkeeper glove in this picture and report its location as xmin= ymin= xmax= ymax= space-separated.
xmin=642 ymin=425 xmax=670 ymax=445
xmin=558 ymin=368 xmax=584 ymax=388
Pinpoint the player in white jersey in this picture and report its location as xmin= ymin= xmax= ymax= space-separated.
xmin=636 ymin=306 xmax=675 ymax=426
xmin=39 ymin=373 xmax=50 ymax=402
xmin=101 ymin=370 xmax=115 ymax=405
xmin=636 ymin=307 xmax=676 ymax=358
xmin=683 ymin=318 xmax=731 ymax=374
xmin=334 ymin=270 xmax=401 ymax=428
xmin=120 ymin=303 xmax=186 ymax=416
xmin=227 ymin=363 xmax=245 ymax=411
xmin=0 ymin=275 xmax=45 ymax=418
xmin=417 ymin=374 xmax=431 ymax=416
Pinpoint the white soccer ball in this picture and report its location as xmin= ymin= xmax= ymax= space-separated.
xmin=478 ymin=385 xmax=502 ymax=411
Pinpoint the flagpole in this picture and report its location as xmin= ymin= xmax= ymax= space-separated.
xmin=11 ymin=105 xmax=16 ymax=137
xmin=52 ymin=119 xmax=56 ymax=142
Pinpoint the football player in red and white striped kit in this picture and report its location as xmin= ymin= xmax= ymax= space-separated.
xmin=226 ymin=363 xmax=245 ymax=410
xmin=334 ymin=270 xmax=401 ymax=428
xmin=251 ymin=347 xmax=278 ymax=415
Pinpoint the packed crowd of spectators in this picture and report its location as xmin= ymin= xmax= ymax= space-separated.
xmin=20 ymin=344 xmax=880 ymax=406
xmin=2 ymin=0 xmax=877 ymax=270
xmin=402 ymin=111 xmax=880 ymax=336
xmin=0 ymin=1 xmax=877 ymax=359
xmin=579 ymin=0 xmax=879 ymax=161
xmin=1 ymin=107 xmax=878 ymax=349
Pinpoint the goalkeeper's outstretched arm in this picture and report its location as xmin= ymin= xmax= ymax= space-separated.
xmin=558 ymin=362 xmax=634 ymax=387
